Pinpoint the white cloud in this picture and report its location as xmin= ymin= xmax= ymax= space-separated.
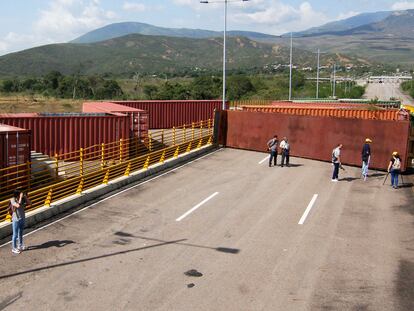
xmin=391 ymin=1 xmax=414 ymax=10
xmin=122 ymin=2 xmax=147 ymax=12
xmin=0 ymin=0 xmax=117 ymax=55
xmin=35 ymin=0 xmax=117 ymax=42
xmin=228 ymin=1 xmax=329 ymax=34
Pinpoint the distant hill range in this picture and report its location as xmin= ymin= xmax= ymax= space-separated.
xmin=284 ymin=10 xmax=414 ymax=65
xmin=71 ymin=22 xmax=280 ymax=44
xmin=0 ymin=34 xmax=360 ymax=77
xmin=69 ymin=11 xmax=414 ymax=65
xmin=1 ymin=9 xmax=414 ymax=77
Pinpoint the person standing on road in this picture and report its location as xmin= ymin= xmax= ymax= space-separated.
xmin=331 ymin=144 xmax=343 ymax=182
xmin=9 ymin=190 xmax=30 ymax=254
xmin=387 ymin=151 xmax=402 ymax=189
xmin=361 ymin=138 xmax=372 ymax=181
xmin=267 ymin=135 xmax=279 ymax=167
xmin=280 ymin=137 xmax=290 ymax=167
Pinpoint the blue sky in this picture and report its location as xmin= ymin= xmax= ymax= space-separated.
xmin=1 ymin=0 xmax=414 ymax=55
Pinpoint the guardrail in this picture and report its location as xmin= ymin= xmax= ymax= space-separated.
xmin=0 ymin=119 xmax=213 ymax=222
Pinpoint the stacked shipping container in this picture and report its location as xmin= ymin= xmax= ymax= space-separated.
xmin=0 ymin=114 xmax=130 ymax=156
xmin=109 ymin=100 xmax=222 ymax=129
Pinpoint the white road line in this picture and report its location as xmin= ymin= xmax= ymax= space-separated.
xmin=259 ymin=156 xmax=269 ymax=164
xmin=298 ymin=194 xmax=319 ymax=225
xmin=0 ymin=149 xmax=223 ymax=248
xmin=176 ymin=192 xmax=219 ymax=222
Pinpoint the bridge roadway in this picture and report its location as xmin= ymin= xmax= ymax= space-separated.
xmin=0 ymin=149 xmax=413 ymax=311
xmin=363 ymin=81 xmax=413 ymax=106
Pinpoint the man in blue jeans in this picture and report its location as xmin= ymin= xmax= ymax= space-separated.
xmin=267 ymin=135 xmax=279 ymax=167
xmin=331 ymin=144 xmax=343 ymax=182
xmin=10 ymin=190 xmax=30 ymax=254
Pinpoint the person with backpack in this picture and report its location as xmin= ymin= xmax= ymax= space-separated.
xmin=361 ymin=138 xmax=372 ymax=181
xmin=331 ymin=144 xmax=343 ymax=182
xmin=267 ymin=135 xmax=279 ymax=167
xmin=387 ymin=151 xmax=402 ymax=189
xmin=9 ymin=190 xmax=31 ymax=254
xmin=280 ymin=137 xmax=290 ymax=167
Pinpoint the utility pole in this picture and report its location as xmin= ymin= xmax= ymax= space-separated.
xmin=316 ymin=49 xmax=320 ymax=99
xmin=333 ymin=64 xmax=336 ymax=98
xmin=289 ymin=32 xmax=293 ymax=101
xmin=200 ymin=0 xmax=250 ymax=110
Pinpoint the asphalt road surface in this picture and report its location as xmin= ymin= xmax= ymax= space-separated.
xmin=0 ymin=149 xmax=413 ymax=311
xmin=363 ymin=81 xmax=413 ymax=106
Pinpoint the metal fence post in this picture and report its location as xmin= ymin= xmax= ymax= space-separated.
xmin=54 ymin=153 xmax=59 ymax=179
xmin=119 ymin=138 xmax=123 ymax=163
xmin=192 ymin=122 xmax=195 ymax=141
xmin=79 ymin=148 xmax=84 ymax=177
xmin=183 ymin=124 xmax=186 ymax=143
xmin=101 ymin=143 xmax=105 ymax=170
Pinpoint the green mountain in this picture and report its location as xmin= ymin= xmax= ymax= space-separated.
xmin=279 ymin=10 xmax=414 ymax=65
xmin=290 ymin=11 xmax=392 ymax=37
xmin=71 ymin=22 xmax=280 ymax=44
xmin=0 ymin=34 xmax=364 ymax=78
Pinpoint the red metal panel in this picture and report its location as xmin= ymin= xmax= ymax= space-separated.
xmin=0 ymin=124 xmax=31 ymax=169
xmin=241 ymin=106 xmax=408 ymax=121
xmin=224 ymin=111 xmax=411 ymax=171
xmin=0 ymin=116 xmax=130 ymax=156
xmin=109 ymin=100 xmax=222 ymax=129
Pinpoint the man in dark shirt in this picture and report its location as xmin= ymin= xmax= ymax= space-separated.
xmin=267 ymin=135 xmax=279 ymax=167
xmin=361 ymin=138 xmax=372 ymax=181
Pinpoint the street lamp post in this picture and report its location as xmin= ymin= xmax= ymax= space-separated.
xmin=289 ymin=32 xmax=293 ymax=101
xmin=316 ymin=48 xmax=320 ymax=99
xmin=200 ymin=0 xmax=249 ymax=110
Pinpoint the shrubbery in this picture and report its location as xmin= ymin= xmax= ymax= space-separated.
xmin=0 ymin=71 xmax=124 ymax=100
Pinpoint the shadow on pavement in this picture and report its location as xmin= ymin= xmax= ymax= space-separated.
xmin=114 ymin=232 xmax=240 ymax=254
xmin=27 ymin=240 xmax=75 ymax=251
xmin=0 ymin=238 xmax=186 ymax=280
xmin=399 ymin=183 xmax=414 ymax=189
xmin=0 ymin=234 xmax=240 ymax=280
xmin=340 ymin=177 xmax=360 ymax=182
xmin=280 ymin=164 xmax=303 ymax=168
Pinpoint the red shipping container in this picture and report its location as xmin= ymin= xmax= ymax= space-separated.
xmin=0 ymin=124 xmax=31 ymax=168
xmin=0 ymin=124 xmax=32 ymax=196
xmin=110 ymin=100 xmax=223 ymax=129
xmin=83 ymin=102 xmax=148 ymax=138
xmin=0 ymin=114 xmax=130 ymax=156
xmin=241 ymin=106 xmax=409 ymax=121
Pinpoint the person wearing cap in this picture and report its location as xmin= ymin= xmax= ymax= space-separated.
xmin=387 ymin=151 xmax=402 ymax=189
xmin=361 ymin=138 xmax=372 ymax=181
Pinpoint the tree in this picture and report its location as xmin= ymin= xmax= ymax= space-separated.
xmin=226 ymin=76 xmax=255 ymax=100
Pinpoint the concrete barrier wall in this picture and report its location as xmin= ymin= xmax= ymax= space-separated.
xmin=223 ymin=111 xmax=411 ymax=171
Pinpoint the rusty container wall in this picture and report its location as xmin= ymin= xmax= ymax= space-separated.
xmin=270 ymin=102 xmax=377 ymax=109
xmin=0 ymin=124 xmax=32 ymax=195
xmin=241 ymin=106 xmax=407 ymax=121
xmin=0 ymin=124 xmax=31 ymax=168
xmin=0 ymin=115 xmax=130 ymax=156
xmin=111 ymin=100 xmax=222 ymax=129
xmin=224 ymin=111 xmax=411 ymax=171
xmin=83 ymin=102 xmax=149 ymax=139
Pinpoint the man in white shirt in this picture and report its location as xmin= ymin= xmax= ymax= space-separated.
xmin=280 ymin=137 xmax=290 ymax=167
xmin=331 ymin=144 xmax=343 ymax=181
